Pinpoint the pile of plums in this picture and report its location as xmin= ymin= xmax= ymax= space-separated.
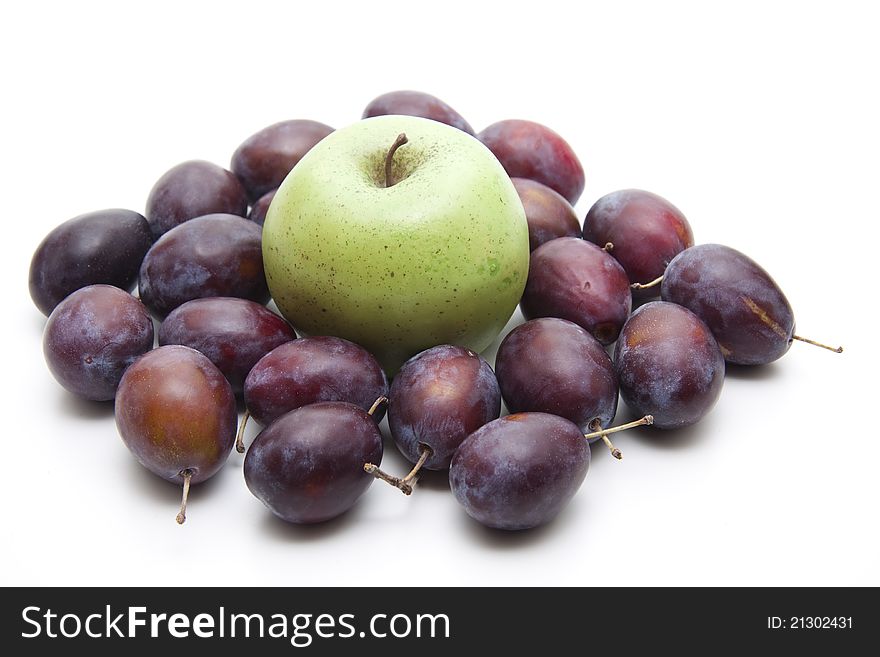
xmin=29 ymin=90 xmax=842 ymax=531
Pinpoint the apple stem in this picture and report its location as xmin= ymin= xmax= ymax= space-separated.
xmin=792 ymin=334 xmax=843 ymax=354
xmin=588 ymin=419 xmax=623 ymax=460
xmin=602 ymin=242 xmax=614 ymax=252
xmin=176 ymin=469 xmax=193 ymax=525
xmin=364 ymin=444 xmax=432 ymax=495
xmin=235 ymin=409 xmax=250 ymax=454
xmin=384 ymin=133 xmax=409 ymax=188
xmin=631 ymin=275 xmax=664 ymax=290
xmin=368 ymin=396 xmax=389 ymax=417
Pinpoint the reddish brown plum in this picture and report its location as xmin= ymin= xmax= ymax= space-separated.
xmin=138 ymin=214 xmax=268 ymax=316
xmin=389 ymin=345 xmax=501 ymax=471
xmin=158 ymin=298 xmax=295 ymax=394
xmin=661 ymin=244 xmax=796 ymax=365
xmin=231 ymin=120 xmax=334 ymax=201
xmin=583 ymin=189 xmax=693 ymax=298
xmin=477 ymin=119 xmax=585 ymax=204
xmin=614 ymin=301 xmax=724 ymax=430
xmin=243 ymin=336 xmax=389 ymax=427
xmin=520 ymin=237 xmax=632 ymax=345
xmin=511 ymin=178 xmax=581 ymax=251
xmin=29 ymin=209 xmax=153 ymax=316
xmin=495 ymin=318 xmax=618 ymax=435
xmin=115 ymin=345 xmax=237 ymax=484
xmin=362 ymin=90 xmax=474 ymax=134
xmin=248 ymin=189 xmax=276 ymax=227
xmin=244 ymin=402 xmax=383 ymax=524
xmin=449 ymin=413 xmax=590 ymax=531
xmin=43 ymin=285 xmax=154 ymax=401
xmin=145 ymin=160 xmax=248 ymax=238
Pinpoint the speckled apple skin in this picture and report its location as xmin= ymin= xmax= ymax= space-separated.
xmin=263 ymin=116 xmax=530 ymax=374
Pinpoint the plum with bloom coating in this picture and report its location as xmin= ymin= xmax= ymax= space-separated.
xmin=363 ymin=90 xmax=474 ymax=134
xmin=43 ymin=285 xmax=154 ymax=401
xmin=477 ymin=119 xmax=585 ymax=204
xmin=496 ymin=318 xmax=618 ymax=436
xmin=389 ymin=345 xmax=501 ymax=471
xmin=159 ymin=297 xmax=295 ymax=394
xmin=244 ymin=402 xmax=383 ymax=524
xmin=520 ymin=237 xmax=632 ymax=345
xmin=450 ymin=413 xmax=590 ymax=531
xmin=145 ymin=160 xmax=247 ymax=238
xmin=511 ymin=178 xmax=581 ymax=251
xmin=661 ymin=244 xmax=842 ymax=364
xmin=138 ymin=214 xmax=268 ymax=316
xmin=29 ymin=209 xmax=152 ymax=316
xmin=243 ymin=336 xmax=388 ymax=427
xmin=583 ymin=189 xmax=693 ymax=298
xmin=115 ymin=345 xmax=237 ymax=523
xmin=614 ymin=301 xmax=724 ymax=429
xmin=231 ymin=120 xmax=334 ymax=202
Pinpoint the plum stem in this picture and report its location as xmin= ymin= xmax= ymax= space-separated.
xmin=602 ymin=435 xmax=623 ymax=460
xmin=384 ymin=133 xmax=409 ymax=188
xmin=584 ymin=415 xmax=654 ymax=444
xmin=631 ymin=275 xmax=664 ymax=290
xmin=792 ymin=335 xmax=843 ymax=354
xmin=176 ymin=469 xmax=193 ymax=525
xmin=368 ymin=396 xmax=389 ymax=417
xmin=588 ymin=419 xmax=623 ymax=460
xmin=364 ymin=444 xmax=432 ymax=496
xmin=602 ymin=242 xmax=614 ymax=252
xmin=235 ymin=409 xmax=250 ymax=454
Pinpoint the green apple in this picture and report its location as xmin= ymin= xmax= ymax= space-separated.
xmin=262 ymin=115 xmax=529 ymax=373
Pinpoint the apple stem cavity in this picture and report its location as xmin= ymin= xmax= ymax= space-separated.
xmin=588 ymin=419 xmax=623 ymax=460
xmin=792 ymin=334 xmax=844 ymax=354
xmin=235 ymin=409 xmax=251 ymax=454
xmin=176 ymin=469 xmax=193 ymax=525
xmin=368 ymin=395 xmax=389 ymax=417
xmin=384 ymin=133 xmax=409 ymax=188
xmin=602 ymin=242 xmax=614 ymax=253
xmin=364 ymin=444 xmax=432 ymax=495
xmin=631 ymin=275 xmax=664 ymax=290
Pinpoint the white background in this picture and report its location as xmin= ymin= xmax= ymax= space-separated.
xmin=2 ymin=0 xmax=878 ymax=587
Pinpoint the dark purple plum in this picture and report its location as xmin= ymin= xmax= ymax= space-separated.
xmin=43 ymin=285 xmax=154 ymax=401
xmin=477 ymin=119 xmax=585 ymax=204
xmin=661 ymin=244 xmax=842 ymax=365
xmin=231 ymin=120 xmax=334 ymax=201
xmin=583 ymin=189 xmax=693 ymax=298
xmin=243 ymin=336 xmax=388 ymax=427
xmin=362 ymin=90 xmax=474 ymax=134
xmin=614 ymin=301 xmax=724 ymax=429
xmin=158 ymin=297 xmax=295 ymax=394
xmin=145 ymin=160 xmax=248 ymax=238
xmin=388 ymin=345 xmax=501 ymax=471
xmin=496 ymin=318 xmax=618 ymax=436
xmin=29 ymin=209 xmax=153 ymax=316
xmin=138 ymin=214 xmax=268 ymax=316
xmin=520 ymin=237 xmax=632 ymax=345
xmin=248 ymin=189 xmax=276 ymax=226
xmin=244 ymin=402 xmax=383 ymax=524
xmin=115 ymin=345 xmax=237 ymax=523
xmin=511 ymin=178 xmax=581 ymax=251
xmin=450 ymin=413 xmax=590 ymax=531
